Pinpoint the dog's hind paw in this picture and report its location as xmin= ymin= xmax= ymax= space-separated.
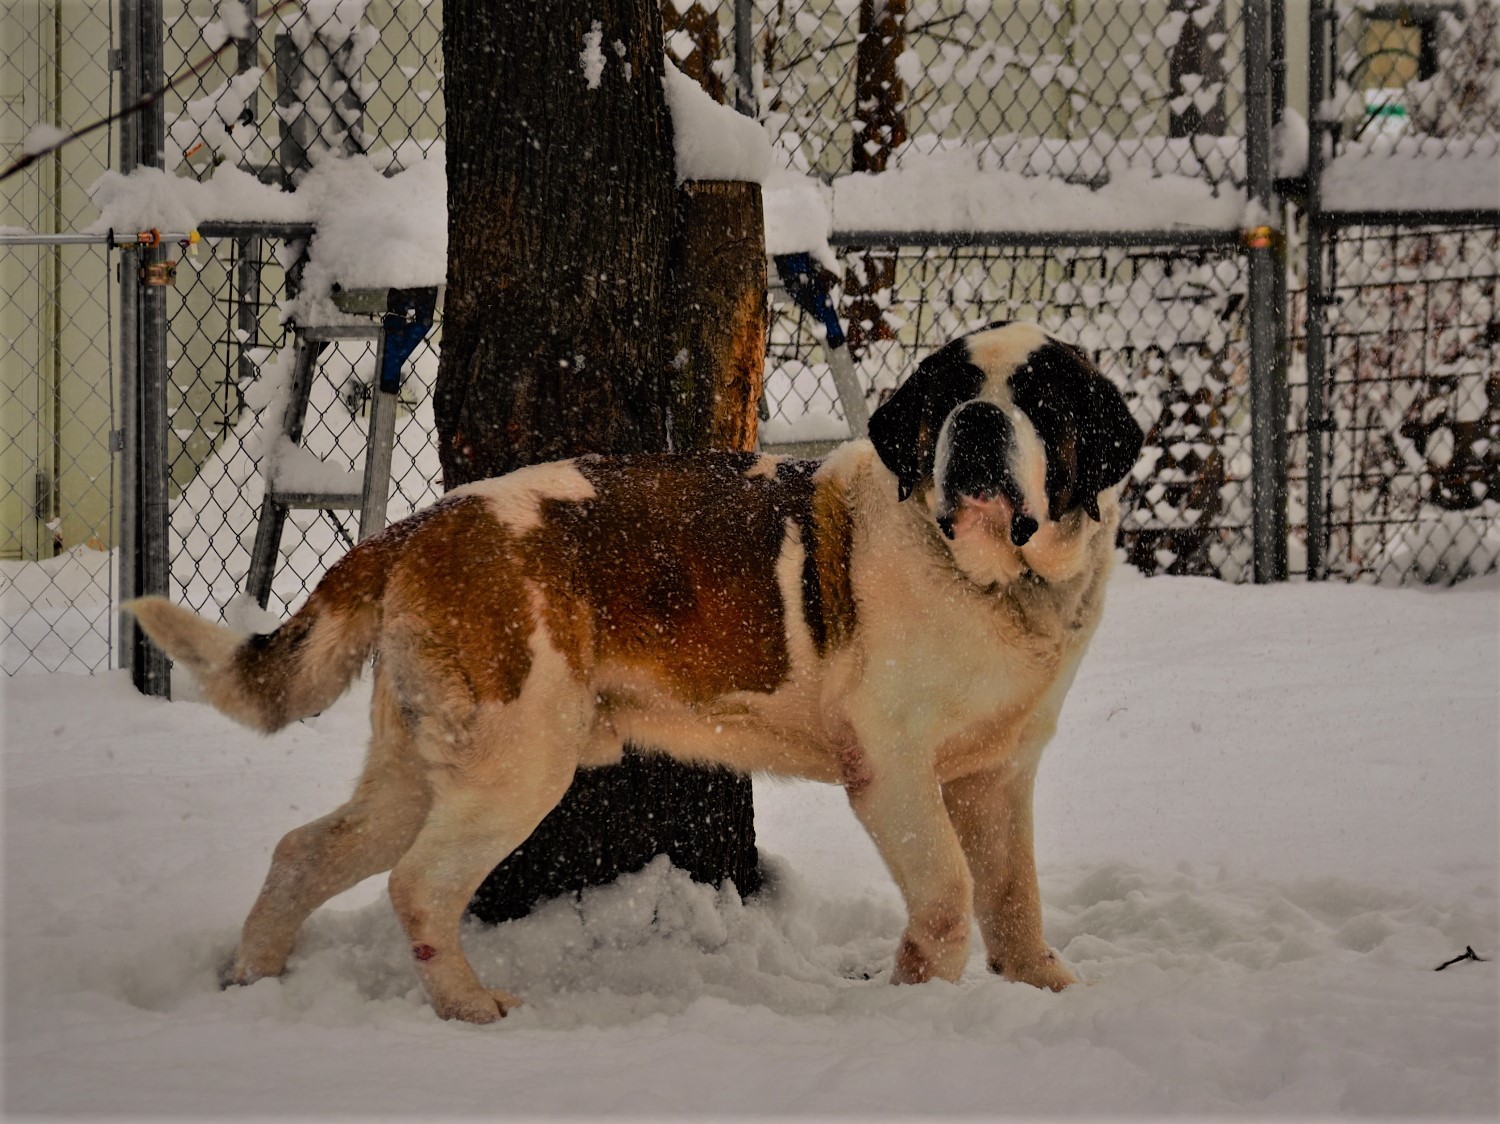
xmin=434 ymin=988 xmax=524 ymax=1024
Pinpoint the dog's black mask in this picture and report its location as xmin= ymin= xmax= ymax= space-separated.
xmin=934 ymin=401 xmax=1039 ymax=546
xmin=1007 ymin=340 xmax=1144 ymax=522
xmin=867 ymin=338 xmax=985 ymax=503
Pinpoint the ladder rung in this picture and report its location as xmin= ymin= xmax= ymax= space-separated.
xmin=268 ymin=491 xmax=365 ymax=509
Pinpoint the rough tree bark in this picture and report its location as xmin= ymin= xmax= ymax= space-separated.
xmin=1168 ymin=0 xmax=1228 ymax=139
xmin=436 ymin=0 xmax=764 ymax=923
xmin=668 ymin=181 xmax=767 ymax=452
xmin=436 ymin=1 xmax=674 ymax=480
xmin=844 ymin=0 xmax=906 ymax=358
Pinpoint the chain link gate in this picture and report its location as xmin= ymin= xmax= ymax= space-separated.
xmin=1299 ymin=0 xmax=1500 ymax=584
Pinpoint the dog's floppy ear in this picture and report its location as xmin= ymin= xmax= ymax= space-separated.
xmin=869 ymin=340 xmax=986 ymax=501
xmin=1008 ymin=341 xmax=1143 ymax=522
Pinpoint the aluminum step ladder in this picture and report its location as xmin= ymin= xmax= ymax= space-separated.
xmin=244 ymin=285 xmax=437 ymax=608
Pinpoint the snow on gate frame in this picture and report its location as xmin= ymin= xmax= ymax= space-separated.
xmin=3 ymin=0 xmax=1496 ymax=686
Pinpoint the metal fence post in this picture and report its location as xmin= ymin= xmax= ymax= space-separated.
xmin=734 ymin=0 xmax=754 ymax=117
xmin=1269 ymin=0 xmax=1290 ymax=555
xmin=1303 ymin=0 xmax=1334 ymax=580
xmin=118 ymin=0 xmax=172 ymax=696
xmin=1245 ymin=0 xmax=1288 ymax=582
xmin=116 ymin=1 xmax=138 ymax=672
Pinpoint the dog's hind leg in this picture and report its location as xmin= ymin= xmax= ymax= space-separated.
xmin=229 ymin=665 xmax=431 ymax=985
xmin=385 ymin=708 xmax=579 ymax=1023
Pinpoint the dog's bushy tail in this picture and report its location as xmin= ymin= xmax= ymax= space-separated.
xmin=125 ymin=537 xmax=393 ymax=733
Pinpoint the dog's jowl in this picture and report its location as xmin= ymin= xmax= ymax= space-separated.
xmin=128 ymin=321 xmax=1144 ymax=1024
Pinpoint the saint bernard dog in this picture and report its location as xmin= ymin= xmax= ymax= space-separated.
xmin=127 ymin=320 xmax=1144 ymax=1024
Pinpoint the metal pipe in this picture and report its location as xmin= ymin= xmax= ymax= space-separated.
xmin=198 ymin=220 xmax=316 ymax=239
xmin=828 ymin=228 xmax=1247 ymax=249
xmin=1270 ymin=0 xmax=1286 ymax=125
xmin=137 ymin=245 xmax=172 ymax=697
xmin=117 ymin=0 xmax=140 ymax=674
xmin=1303 ymin=0 xmax=1333 ymax=580
xmin=134 ymin=0 xmax=172 ymax=696
xmin=1269 ymin=0 xmax=1290 ymax=580
xmin=1319 ymin=208 xmax=1500 ymax=227
xmin=117 ymin=247 xmax=138 ymax=671
xmin=1245 ymin=0 xmax=1287 ymax=582
xmin=47 ymin=0 xmax=64 ymax=555
xmin=0 ymin=231 xmax=198 ymax=246
xmin=734 ymin=0 xmax=754 ymax=117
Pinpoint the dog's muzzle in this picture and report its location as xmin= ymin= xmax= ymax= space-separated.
xmin=935 ymin=401 xmax=1039 ymax=546
xmin=936 ymin=493 xmax=1039 ymax=546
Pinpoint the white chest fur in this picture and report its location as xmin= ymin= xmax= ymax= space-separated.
xmin=838 ymin=499 xmax=1094 ymax=779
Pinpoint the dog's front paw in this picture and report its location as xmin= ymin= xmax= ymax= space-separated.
xmin=991 ymin=949 xmax=1077 ymax=992
xmin=434 ymin=987 xmax=524 ymax=1024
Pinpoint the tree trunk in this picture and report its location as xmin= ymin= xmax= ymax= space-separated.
xmin=844 ymin=0 xmax=906 ymax=358
xmin=436 ymin=0 xmax=675 ymax=480
xmin=668 ymin=181 xmax=767 ymax=453
xmin=1168 ymin=0 xmax=1228 ymax=139
xmin=437 ymin=0 xmax=763 ymax=924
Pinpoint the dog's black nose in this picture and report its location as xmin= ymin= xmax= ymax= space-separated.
xmin=1010 ymin=513 xmax=1039 ymax=546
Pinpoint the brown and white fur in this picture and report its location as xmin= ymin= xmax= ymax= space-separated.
xmin=127 ymin=321 xmax=1144 ymax=1024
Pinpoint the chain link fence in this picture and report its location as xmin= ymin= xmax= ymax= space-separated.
xmin=0 ymin=0 xmax=117 ymax=674
xmin=2 ymin=0 xmax=1497 ymax=677
xmin=163 ymin=231 xmax=443 ymax=621
xmin=753 ymin=0 xmax=1250 ymax=186
xmin=158 ymin=0 xmax=443 ymax=183
xmin=765 ymin=239 xmax=1257 ymax=579
xmin=1299 ymin=0 xmax=1500 ymax=583
xmin=1298 ymin=224 xmax=1499 ymax=583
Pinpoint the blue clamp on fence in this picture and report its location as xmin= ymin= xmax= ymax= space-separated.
xmin=774 ymin=253 xmax=846 ymax=351
xmin=379 ymin=286 xmax=439 ymax=395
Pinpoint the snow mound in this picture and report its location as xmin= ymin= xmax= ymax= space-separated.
xmin=663 ymin=59 xmax=774 ymax=185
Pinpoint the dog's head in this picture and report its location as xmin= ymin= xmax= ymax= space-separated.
xmin=869 ymin=322 xmax=1143 ymax=549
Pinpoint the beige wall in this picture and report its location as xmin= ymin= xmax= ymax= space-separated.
xmin=0 ymin=0 xmax=116 ymax=559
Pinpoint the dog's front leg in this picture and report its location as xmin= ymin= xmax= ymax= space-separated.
xmin=846 ymin=760 xmax=974 ymax=985
xmin=942 ymin=765 xmax=1076 ymax=991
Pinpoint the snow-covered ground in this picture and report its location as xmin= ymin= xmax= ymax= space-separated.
xmin=3 ymin=565 xmax=1496 ymax=1118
